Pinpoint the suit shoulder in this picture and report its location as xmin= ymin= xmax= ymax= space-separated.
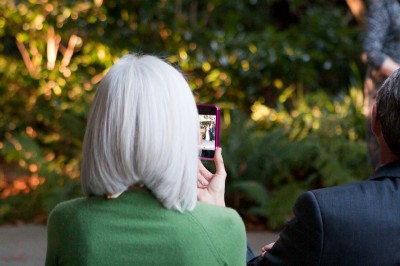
xmin=310 ymin=180 xmax=367 ymax=198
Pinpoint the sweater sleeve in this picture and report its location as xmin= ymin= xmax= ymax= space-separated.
xmin=362 ymin=1 xmax=391 ymax=68
xmin=191 ymin=204 xmax=247 ymax=266
xmin=210 ymin=208 xmax=247 ymax=266
xmin=248 ymin=191 xmax=324 ymax=266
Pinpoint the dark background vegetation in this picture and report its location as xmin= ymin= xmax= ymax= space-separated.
xmin=0 ymin=0 xmax=370 ymax=230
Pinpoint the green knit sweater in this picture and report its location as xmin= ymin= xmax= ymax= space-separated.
xmin=45 ymin=189 xmax=247 ymax=266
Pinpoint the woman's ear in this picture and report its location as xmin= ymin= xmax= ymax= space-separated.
xmin=371 ymin=103 xmax=381 ymax=139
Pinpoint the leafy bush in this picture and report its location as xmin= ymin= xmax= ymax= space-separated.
xmin=223 ymin=84 xmax=370 ymax=229
xmin=0 ymin=0 xmax=366 ymax=228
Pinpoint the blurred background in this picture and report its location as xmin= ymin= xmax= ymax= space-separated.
xmin=0 ymin=0 xmax=370 ymax=231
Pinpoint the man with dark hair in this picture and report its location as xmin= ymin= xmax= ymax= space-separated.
xmin=248 ymin=69 xmax=400 ymax=265
xmin=362 ymin=0 xmax=400 ymax=168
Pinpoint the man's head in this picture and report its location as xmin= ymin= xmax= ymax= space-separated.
xmin=375 ymin=69 xmax=400 ymax=158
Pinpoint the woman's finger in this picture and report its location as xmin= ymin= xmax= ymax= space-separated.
xmin=213 ymin=147 xmax=226 ymax=177
xmin=198 ymin=160 xmax=213 ymax=180
xmin=197 ymin=172 xmax=209 ymax=187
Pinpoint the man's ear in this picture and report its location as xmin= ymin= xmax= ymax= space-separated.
xmin=371 ymin=103 xmax=381 ymax=138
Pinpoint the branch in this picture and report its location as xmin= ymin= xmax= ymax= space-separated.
xmin=16 ymin=39 xmax=35 ymax=76
xmin=61 ymin=34 xmax=78 ymax=68
xmin=47 ymin=27 xmax=61 ymax=70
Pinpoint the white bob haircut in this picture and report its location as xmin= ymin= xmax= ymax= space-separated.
xmin=81 ymin=54 xmax=199 ymax=212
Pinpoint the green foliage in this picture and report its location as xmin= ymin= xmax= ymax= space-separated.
xmin=0 ymin=0 xmax=367 ymax=228
xmin=223 ymin=85 xmax=370 ymax=229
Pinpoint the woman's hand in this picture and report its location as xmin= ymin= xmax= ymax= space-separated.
xmin=197 ymin=147 xmax=226 ymax=207
xmin=381 ymin=57 xmax=400 ymax=77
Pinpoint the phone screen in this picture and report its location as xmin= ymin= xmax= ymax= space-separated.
xmin=197 ymin=104 xmax=220 ymax=160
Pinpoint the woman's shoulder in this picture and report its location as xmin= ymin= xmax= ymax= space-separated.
xmin=186 ymin=203 xmax=247 ymax=265
xmin=51 ymin=196 xmax=86 ymax=210
xmin=47 ymin=197 xmax=88 ymax=222
xmin=191 ymin=202 xmax=245 ymax=232
xmin=195 ymin=202 xmax=241 ymax=214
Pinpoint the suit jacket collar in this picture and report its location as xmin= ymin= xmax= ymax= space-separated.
xmin=370 ymin=161 xmax=400 ymax=180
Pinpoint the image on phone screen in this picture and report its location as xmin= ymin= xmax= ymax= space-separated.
xmin=197 ymin=104 xmax=220 ymax=160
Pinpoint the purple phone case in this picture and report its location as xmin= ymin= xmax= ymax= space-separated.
xmin=197 ymin=104 xmax=220 ymax=160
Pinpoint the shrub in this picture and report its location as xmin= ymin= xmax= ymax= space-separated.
xmin=223 ymin=85 xmax=370 ymax=229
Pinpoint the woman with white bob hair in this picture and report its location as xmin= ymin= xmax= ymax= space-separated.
xmin=45 ymin=54 xmax=247 ymax=265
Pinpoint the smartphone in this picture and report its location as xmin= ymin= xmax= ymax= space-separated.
xmin=197 ymin=104 xmax=220 ymax=160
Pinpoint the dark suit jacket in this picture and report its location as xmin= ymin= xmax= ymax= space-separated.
xmin=248 ymin=162 xmax=400 ymax=266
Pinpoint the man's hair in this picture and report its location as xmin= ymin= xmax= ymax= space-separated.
xmin=376 ymin=68 xmax=400 ymax=157
xmin=80 ymin=54 xmax=199 ymax=212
